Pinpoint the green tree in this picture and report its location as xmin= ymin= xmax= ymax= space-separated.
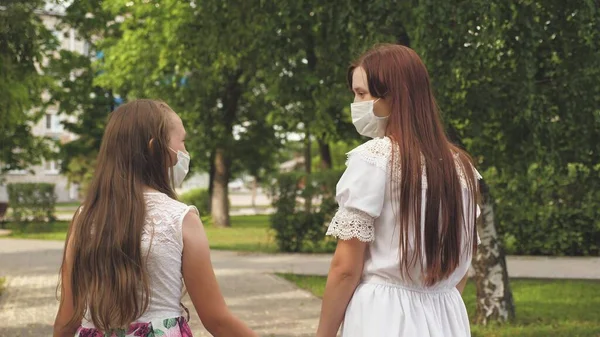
xmin=43 ymin=0 xmax=117 ymax=196
xmin=268 ymin=1 xmax=374 ymax=173
xmin=398 ymin=0 xmax=599 ymax=324
xmin=46 ymin=50 xmax=114 ymax=196
xmin=95 ymin=0 xmax=281 ymax=227
xmin=0 ymin=0 xmax=55 ymax=176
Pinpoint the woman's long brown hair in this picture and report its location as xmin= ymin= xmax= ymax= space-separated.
xmin=349 ymin=44 xmax=479 ymax=286
xmin=58 ymin=99 xmax=178 ymax=331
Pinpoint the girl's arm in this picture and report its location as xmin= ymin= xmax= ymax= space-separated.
xmin=181 ymin=211 xmax=257 ymax=337
xmin=53 ymin=237 xmax=81 ymax=337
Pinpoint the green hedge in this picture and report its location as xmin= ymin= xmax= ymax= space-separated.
xmin=489 ymin=163 xmax=600 ymax=256
xmin=179 ymin=188 xmax=232 ymax=217
xmin=269 ymin=170 xmax=342 ymax=253
xmin=7 ymin=183 xmax=57 ymax=222
xmin=180 ymin=188 xmax=211 ymax=216
xmin=270 ymin=163 xmax=600 ymax=256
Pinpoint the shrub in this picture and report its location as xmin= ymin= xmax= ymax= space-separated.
xmin=0 ymin=277 xmax=5 ymax=297
xmin=179 ymin=188 xmax=211 ymax=216
xmin=7 ymin=183 xmax=56 ymax=222
xmin=179 ymin=188 xmax=232 ymax=217
xmin=489 ymin=163 xmax=600 ymax=256
xmin=269 ymin=169 xmax=343 ymax=253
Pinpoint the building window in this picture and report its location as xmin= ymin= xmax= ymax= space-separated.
xmin=44 ymin=160 xmax=60 ymax=174
xmin=46 ymin=114 xmax=52 ymax=129
xmin=69 ymin=184 xmax=79 ymax=200
xmin=83 ymin=41 xmax=91 ymax=56
xmin=45 ymin=113 xmax=63 ymax=132
xmin=52 ymin=30 xmax=63 ymax=44
xmin=7 ymin=169 xmax=28 ymax=175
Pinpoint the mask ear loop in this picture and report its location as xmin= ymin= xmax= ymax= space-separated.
xmin=373 ymin=97 xmax=392 ymax=118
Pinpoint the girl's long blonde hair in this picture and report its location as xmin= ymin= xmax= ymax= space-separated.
xmin=59 ymin=99 xmax=178 ymax=331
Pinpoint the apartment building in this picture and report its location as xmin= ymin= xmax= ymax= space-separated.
xmin=0 ymin=2 xmax=86 ymax=202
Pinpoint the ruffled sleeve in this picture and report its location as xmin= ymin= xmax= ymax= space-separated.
xmin=326 ymin=138 xmax=391 ymax=242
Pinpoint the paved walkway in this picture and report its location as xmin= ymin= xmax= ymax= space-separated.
xmin=1 ymin=239 xmax=599 ymax=336
xmin=0 ymin=240 xmax=321 ymax=337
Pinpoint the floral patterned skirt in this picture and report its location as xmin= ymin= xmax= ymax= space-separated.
xmin=76 ymin=316 xmax=192 ymax=337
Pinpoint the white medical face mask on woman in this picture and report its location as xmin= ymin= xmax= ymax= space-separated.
xmin=169 ymin=148 xmax=190 ymax=187
xmin=350 ymin=98 xmax=389 ymax=138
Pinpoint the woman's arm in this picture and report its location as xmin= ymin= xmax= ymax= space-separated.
xmin=182 ymin=211 xmax=257 ymax=337
xmin=316 ymin=238 xmax=367 ymax=337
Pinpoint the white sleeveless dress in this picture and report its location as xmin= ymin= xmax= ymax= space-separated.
xmin=80 ymin=192 xmax=198 ymax=333
xmin=326 ymin=137 xmax=481 ymax=337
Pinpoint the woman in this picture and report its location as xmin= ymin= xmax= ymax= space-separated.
xmin=316 ymin=44 xmax=481 ymax=337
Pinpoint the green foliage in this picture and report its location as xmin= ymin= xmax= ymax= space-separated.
xmin=489 ymin=164 xmax=600 ymax=256
xmin=7 ymin=183 xmax=57 ymax=222
xmin=86 ymin=0 xmax=284 ymax=224
xmin=44 ymin=6 xmax=114 ymax=195
xmin=179 ymin=189 xmax=211 ymax=216
xmin=404 ymin=0 xmax=600 ymax=256
xmin=269 ymin=169 xmax=342 ymax=253
xmin=48 ymin=0 xmax=600 ymax=255
xmin=0 ymin=0 xmax=56 ymax=175
xmin=92 ymin=0 xmax=282 ymax=172
xmin=266 ymin=1 xmax=365 ymax=144
xmin=0 ymin=277 xmax=5 ymax=297
xmin=311 ymin=140 xmax=362 ymax=172
xmin=179 ymin=188 xmax=233 ymax=217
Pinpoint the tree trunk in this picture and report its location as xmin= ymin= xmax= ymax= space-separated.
xmin=317 ymin=136 xmax=332 ymax=170
xmin=210 ymin=70 xmax=241 ymax=227
xmin=474 ymin=179 xmax=516 ymax=324
xmin=303 ymin=125 xmax=312 ymax=212
xmin=445 ymin=124 xmax=515 ymax=324
xmin=304 ymin=126 xmax=312 ymax=174
xmin=251 ymin=175 xmax=258 ymax=210
xmin=211 ymin=147 xmax=231 ymax=227
xmin=207 ymin=150 xmax=216 ymax=212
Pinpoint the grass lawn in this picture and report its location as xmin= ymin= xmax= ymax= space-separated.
xmin=2 ymin=215 xmax=277 ymax=252
xmin=278 ymin=274 xmax=600 ymax=337
xmin=0 ymin=277 xmax=5 ymax=297
xmin=202 ymin=215 xmax=276 ymax=252
xmin=55 ymin=202 xmax=82 ymax=208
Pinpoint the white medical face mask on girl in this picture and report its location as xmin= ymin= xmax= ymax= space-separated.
xmin=169 ymin=148 xmax=190 ymax=187
xmin=350 ymin=98 xmax=389 ymax=138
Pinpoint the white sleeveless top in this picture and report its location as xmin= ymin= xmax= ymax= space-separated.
xmin=326 ymin=137 xmax=481 ymax=337
xmin=82 ymin=192 xmax=198 ymax=327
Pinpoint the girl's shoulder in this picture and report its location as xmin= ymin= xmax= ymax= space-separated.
xmin=144 ymin=191 xmax=191 ymax=215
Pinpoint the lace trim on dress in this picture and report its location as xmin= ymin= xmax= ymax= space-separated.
xmin=346 ymin=137 xmax=392 ymax=171
xmin=345 ymin=137 xmax=481 ymax=188
xmin=326 ymin=207 xmax=375 ymax=242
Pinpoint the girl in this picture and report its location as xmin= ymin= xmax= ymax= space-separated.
xmin=53 ymin=99 xmax=257 ymax=337
xmin=317 ymin=44 xmax=481 ymax=337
